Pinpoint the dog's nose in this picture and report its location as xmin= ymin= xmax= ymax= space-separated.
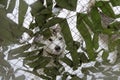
xmin=55 ymin=46 xmax=61 ymax=51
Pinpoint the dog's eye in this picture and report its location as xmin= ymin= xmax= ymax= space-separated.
xmin=48 ymin=38 xmax=53 ymax=42
xmin=59 ymin=37 xmax=63 ymax=40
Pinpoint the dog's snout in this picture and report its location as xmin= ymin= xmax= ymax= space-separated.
xmin=55 ymin=46 xmax=61 ymax=51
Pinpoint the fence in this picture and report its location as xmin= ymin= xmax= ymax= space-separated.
xmin=1 ymin=0 xmax=120 ymax=80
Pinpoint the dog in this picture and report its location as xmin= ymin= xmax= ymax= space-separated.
xmin=43 ymin=25 xmax=66 ymax=58
xmin=34 ymin=24 xmax=66 ymax=58
xmin=33 ymin=24 xmax=66 ymax=80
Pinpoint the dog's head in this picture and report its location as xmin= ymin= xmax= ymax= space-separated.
xmin=44 ymin=24 xmax=66 ymax=56
xmin=34 ymin=24 xmax=66 ymax=56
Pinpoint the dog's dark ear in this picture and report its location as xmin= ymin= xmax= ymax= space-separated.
xmin=50 ymin=24 xmax=61 ymax=36
xmin=34 ymin=34 xmax=45 ymax=44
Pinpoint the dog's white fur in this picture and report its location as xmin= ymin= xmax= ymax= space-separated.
xmin=42 ymin=24 xmax=66 ymax=67
xmin=43 ymin=25 xmax=65 ymax=57
xmin=33 ymin=24 xmax=66 ymax=79
xmin=36 ymin=24 xmax=66 ymax=58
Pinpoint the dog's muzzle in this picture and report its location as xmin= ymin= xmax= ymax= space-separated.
xmin=55 ymin=45 xmax=61 ymax=52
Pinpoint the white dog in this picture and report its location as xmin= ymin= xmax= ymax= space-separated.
xmin=33 ymin=24 xmax=66 ymax=79
xmin=34 ymin=24 xmax=66 ymax=65
xmin=44 ymin=25 xmax=65 ymax=57
xmin=35 ymin=24 xmax=65 ymax=56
